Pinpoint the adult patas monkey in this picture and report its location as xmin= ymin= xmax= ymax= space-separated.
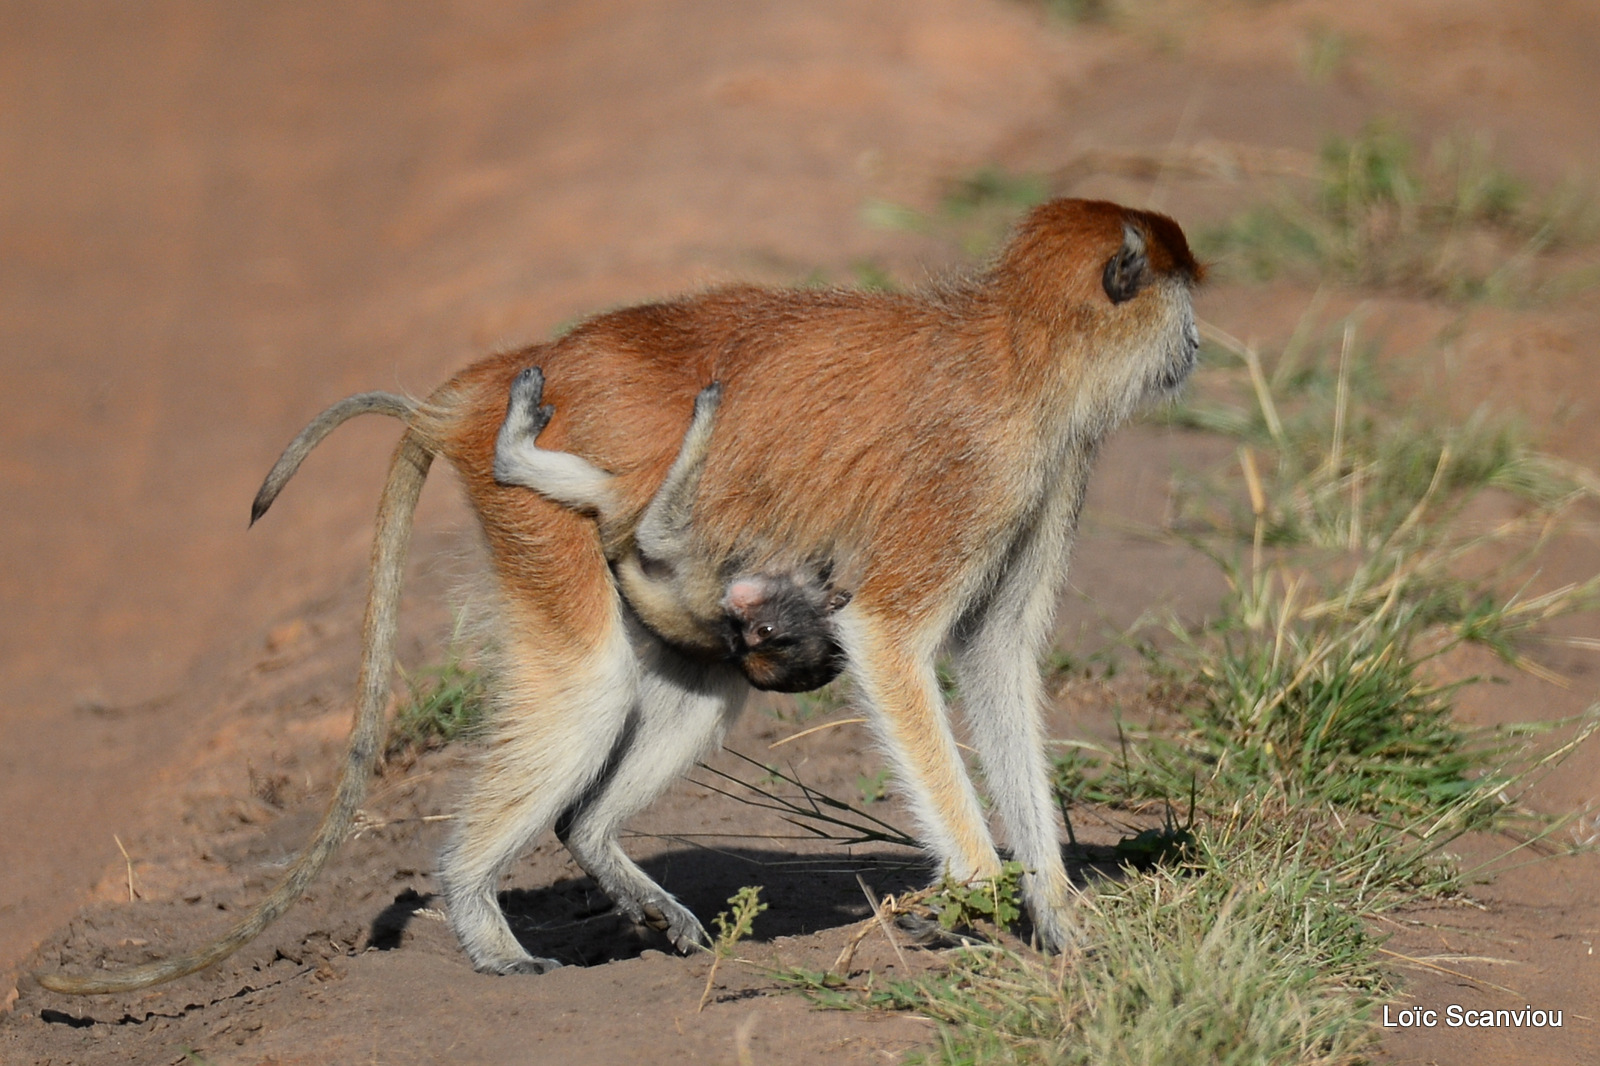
xmin=41 ymin=198 xmax=1201 ymax=990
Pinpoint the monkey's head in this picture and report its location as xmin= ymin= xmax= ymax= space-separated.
xmin=722 ymin=574 xmax=852 ymax=693
xmin=997 ymin=199 xmax=1205 ymax=436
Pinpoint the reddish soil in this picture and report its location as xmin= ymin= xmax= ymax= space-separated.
xmin=3 ymin=1 xmax=1598 ymax=1063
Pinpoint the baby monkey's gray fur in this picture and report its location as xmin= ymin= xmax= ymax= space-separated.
xmin=494 ymin=367 xmax=849 ymax=692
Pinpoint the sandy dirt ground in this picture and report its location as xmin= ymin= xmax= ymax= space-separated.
xmin=3 ymin=1 xmax=1599 ymax=1063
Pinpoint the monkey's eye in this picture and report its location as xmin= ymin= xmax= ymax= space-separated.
xmin=755 ymin=624 xmax=774 ymax=640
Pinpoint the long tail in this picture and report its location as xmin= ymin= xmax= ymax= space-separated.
xmin=38 ymin=430 xmax=434 ymax=995
xmin=251 ymin=392 xmax=417 ymax=525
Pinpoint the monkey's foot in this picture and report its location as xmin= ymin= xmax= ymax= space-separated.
xmin=623 ymin=894 xmax=708 ymax=954
xmin=474 ymin=953 xmax=564 ymax=976
xmin=1029 ymin=907 xmax=1084 ymax=956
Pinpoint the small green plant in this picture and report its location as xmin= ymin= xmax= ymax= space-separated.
xmin=713 ymin=885 xmax=768 ymax=950
xmin=698 ymin=885 xmax=768 ymax=1012
xmin=857 ymin=768 xmax=892 ymax=805
xmin=927 ymin=861 xmax=1026 ymax=935
xmin=1200 ymin=122 xmax=1596 ymax=302
xmin=386 ymin=647 xmax=489 ymax=757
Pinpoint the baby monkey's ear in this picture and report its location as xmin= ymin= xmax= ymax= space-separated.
xmin=1102 ymin=222 xmax=1150 ymax=305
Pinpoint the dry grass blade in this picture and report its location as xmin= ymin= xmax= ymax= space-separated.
xmin=768 ymin=716 xmax=868 ymax=750
xmin=1376 ymin=948 xmax=1523 ymax=997
xmin=694 ymin=749 xmax=921 ymax=850
xmin=113 ymin=834 xmax=139 ymax=903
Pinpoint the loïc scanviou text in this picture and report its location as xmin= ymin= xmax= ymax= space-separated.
xmin=1382 ymin=1004 xmax=1563 ymax=1028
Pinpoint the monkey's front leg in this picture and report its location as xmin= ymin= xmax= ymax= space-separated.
xmin=951 ymin=620 xmax=1080 ymax=953
xmin=950 ymin=466 xmax=1092 ymax=954
xmin=834 ymin=612 xmax=1003 ymax=886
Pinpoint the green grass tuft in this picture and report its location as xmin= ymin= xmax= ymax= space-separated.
xmin=386 ymin=648 xmax=489 ymax=757
xmin=1138 ymin=566 xmax=1515 ymax=823
xmin=1199 ymin=122 xmax=1596 ymax=302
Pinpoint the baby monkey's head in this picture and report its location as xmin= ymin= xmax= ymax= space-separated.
xmin=721 ymin=572 xmax=852 ymax=693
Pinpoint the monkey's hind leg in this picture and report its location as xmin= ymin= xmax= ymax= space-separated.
xmin=556 ymin=617 xmax=749 ymax=953
xmin=438 ymin=613 xmax=640 ymax=975
xmin=493 ymin=366 xmax=620 ymax=516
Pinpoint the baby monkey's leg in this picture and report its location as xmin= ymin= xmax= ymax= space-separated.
xmin=493 ymin=366 xmax=620 ymax=518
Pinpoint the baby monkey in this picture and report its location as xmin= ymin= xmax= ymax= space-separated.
xmin=494 ymin=367 xmax=851 ymax=692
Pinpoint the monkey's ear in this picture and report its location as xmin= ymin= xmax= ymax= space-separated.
xmin=1102 ymin=223 xmax=1149 ymax=305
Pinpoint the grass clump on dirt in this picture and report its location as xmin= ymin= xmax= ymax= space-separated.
xmin=783 ymin=803 xmax=1427 ymax=1066
xmin=1200 ymin=122 xmax=1596 ymax=302
xmin=1165 ymin=320 xmax=1584 ymax=550
xmin=386 ymin=644 xmax=490 ymax=758
xmin=1101 ymin=311 xmax=1599 ymax=824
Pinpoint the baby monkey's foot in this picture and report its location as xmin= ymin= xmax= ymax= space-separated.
xmin=494 ymin=366 xmax=557 ymax=486
xmin=691 ymin=380 xmax=723 ymax=420
xmin=504 ymin=366 xmax=556 ymax=441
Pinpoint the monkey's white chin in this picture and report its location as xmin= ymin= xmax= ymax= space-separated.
xmin=1146 ymin=344 xmax=1197 ymax=399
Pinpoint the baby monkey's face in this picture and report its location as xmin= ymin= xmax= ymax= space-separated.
xmin=721 ymin=574 xmax=852 ymax=693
